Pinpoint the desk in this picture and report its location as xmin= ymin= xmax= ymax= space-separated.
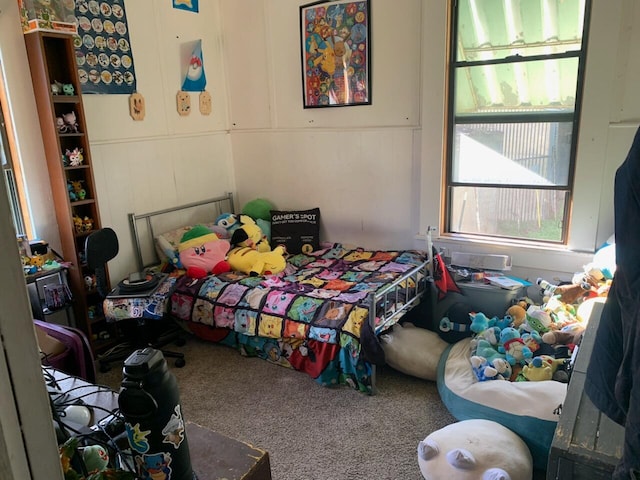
xmin=45 ymin=367 xmax=272 ymax=479
xmin=547 ymin=301 xmax=625 ymax=479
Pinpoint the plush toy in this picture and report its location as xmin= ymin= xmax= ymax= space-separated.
xmin=520 ymin=331 xmax=542 ymax=353
xmin=242 ymin=198 xmax=275 ymax=241
xmin=417 ymin=419 xmax=533 ymax=480
xmin=66 ymin=147 xmax=84 ymax=166
xmin=542 ymin=323 xmax=585 ymax=349
xmin=227 ymin=245 xmax=286 ymax=276
xmin=242 ymin=198 xmax=275 ymax=221
xmin=380 ymin=322 xmax=448 ymax=381
xmin=178 ymin=224 xmax=231 ymax=279
xmin=492 ymin=357 xmax=513 ymax=381
xmin=522 ymin=356 xmax=553 ymax=381
xmin=506 ymin=303 xmax=527 ymax=328
xmin=215 ymin=213 xmax=242 ymax=235
xmin=498 ymin=327 xmax=533 ymax=366
xmin=62 ymin=111 xmax=79 ymax=133
xmin=474 ymin=338 xmax=506 ymax=365
xmin=521 ymin=306 xmax=552 ymax=334
xmin=469 ymin=312 xmax=493 ymax=334
xmin=474 ymin=325 xmax=501 ymax=346
xmin=81 ymin=444 xmax=109 ymax=472
xmin=230 ymin=216 xmax=271 ymax=253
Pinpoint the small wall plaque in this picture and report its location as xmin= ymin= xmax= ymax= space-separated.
xmin=199 ymin=91 xmax=212 ymax=115
xmin=176 ymin=91 xmax=191 ymax=116
xmin=129 ymin=92 xmax=145 ymax=121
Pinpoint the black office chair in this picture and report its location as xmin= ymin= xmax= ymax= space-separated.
xmin=85 ymin=227 xmax=186 ymax=372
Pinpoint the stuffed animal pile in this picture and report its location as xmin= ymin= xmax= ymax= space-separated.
xmin=467 ymin=278 xmax=609 ymax=384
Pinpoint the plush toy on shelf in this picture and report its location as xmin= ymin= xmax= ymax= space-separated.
xmin=60 ymin=111 xmax=79 ymax=133
xmin=66 ymin=147 xmax=84 ymax=166
xmin=69 ymin=180 xmax=86 ymax=201
xmin=178 ymin=224 xmax=231 ymax=279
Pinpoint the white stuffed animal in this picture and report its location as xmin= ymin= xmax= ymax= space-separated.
xmin=380 ymin=322 xmax=448 ymax=381
xmin=417 ymin=419 xmax=533 ymax=480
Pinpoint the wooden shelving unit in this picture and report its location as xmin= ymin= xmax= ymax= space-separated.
xmin=24 ymin=31 xmax=119 ymax=355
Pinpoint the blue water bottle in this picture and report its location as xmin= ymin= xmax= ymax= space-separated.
xmin=118 ymin=347 xmax=195 ymax=479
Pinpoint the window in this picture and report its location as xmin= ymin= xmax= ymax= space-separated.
xmin=0 ymin=98 xmax=27 ymax=238
xmin=445 ymin=0 xmax=591 ymax=243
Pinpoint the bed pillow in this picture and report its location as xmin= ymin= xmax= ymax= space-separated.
xmin=270 ymin=208 xmax=320 ymax=254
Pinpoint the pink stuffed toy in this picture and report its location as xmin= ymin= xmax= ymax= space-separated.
xmin=178 ymin=225 xmax=230 ymax=278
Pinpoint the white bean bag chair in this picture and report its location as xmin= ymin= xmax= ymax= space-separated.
xmin=380 ymin=322 xmax=448 ymax=381
xmin=437 ymin=337 xmax=566 ymax=470
xmin=418 ymin=419 xmax=533 ymax=480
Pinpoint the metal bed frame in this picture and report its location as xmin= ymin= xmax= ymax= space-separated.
xmin=129 ymin=192 xmax=235 ymax=271
xmin=368 ymin=226 xmax=434 ymax=393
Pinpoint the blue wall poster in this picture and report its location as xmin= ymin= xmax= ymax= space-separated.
xmin=173 ymin=0 xmax=199 ymax=14
xmin=74 ymin=0 xmax=137 ymax=94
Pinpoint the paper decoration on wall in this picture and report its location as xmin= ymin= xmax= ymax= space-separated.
xmin=73 ymin=0 xmax=138 ymax=94
xmin=180 ymin=40 xmax=207 ymax=92
xmin=176 ymin=91 xmax=191 ymax=116
xmin=173 ymin=0 xmax=199 ymax=13
xmin=199 ymin=91 xmax=212 ymax=115
xmin=129 ymin=92 xmax=145 ymax=121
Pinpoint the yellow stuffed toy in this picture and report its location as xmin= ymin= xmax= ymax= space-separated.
xmin=227 ymin=245 xmax=287 ymax=276
xmin=230 ymin=217 xmax=271 ymax=253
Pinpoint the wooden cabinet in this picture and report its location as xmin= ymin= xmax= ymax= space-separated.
xmin=547 ymin=300 xmax=624 ymax=479
xmin=24 ymin=31 xmax=119 ymax=355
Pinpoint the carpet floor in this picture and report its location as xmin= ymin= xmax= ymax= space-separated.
xmin=96 ymin=336 xmax=547 ymax=479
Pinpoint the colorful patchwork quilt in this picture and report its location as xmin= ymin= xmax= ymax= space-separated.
xmin=170 ymin=243 xmax=428 ymax=392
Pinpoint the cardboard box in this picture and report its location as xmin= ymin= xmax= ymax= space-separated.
xmin=18 ymin=0 xmax=78 ymax=35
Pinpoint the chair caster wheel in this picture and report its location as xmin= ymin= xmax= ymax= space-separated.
xmin=175 ymin=358 xmax=186 ymax=368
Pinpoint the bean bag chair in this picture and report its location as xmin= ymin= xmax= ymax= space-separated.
xmin=436 ymin=337 xmax=566 ymax=470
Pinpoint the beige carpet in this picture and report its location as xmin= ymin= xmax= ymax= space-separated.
xmin=96 ymin=335 xmax=458 ymax=480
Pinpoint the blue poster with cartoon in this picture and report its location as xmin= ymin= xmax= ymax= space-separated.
xmin=181 ymin=40 xmax=207 ymax=92
xmin=74 ymin=0 xmax=138 ymax=94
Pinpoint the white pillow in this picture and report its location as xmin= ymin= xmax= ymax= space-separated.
xmin=380 ymin=322 xmax=448 ymax=381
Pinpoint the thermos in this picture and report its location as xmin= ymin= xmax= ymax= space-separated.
xmin=118 ymin=347 xmax=195 ymax=479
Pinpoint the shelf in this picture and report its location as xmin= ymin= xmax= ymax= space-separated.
xmin=25 ymin=31 xmax=106 ymax=357
xmin=70 ymin=199 xmax=96 ymax=207
xmin=52 ymin=95 xmax=80 ymax=103
xmin=58 ymin=132 xmax=85 ymax=138
xmin=64 ymin=165 xmax=90 ymax=171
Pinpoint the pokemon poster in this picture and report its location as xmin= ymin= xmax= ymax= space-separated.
xmin=74 ymin=0 xmax=137 ymax=94
xmin=300 ymin=0 xmax=371 ymax=108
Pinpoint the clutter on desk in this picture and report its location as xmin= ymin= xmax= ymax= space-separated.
xmin=19 ymin=236 xmax=72 ymax=276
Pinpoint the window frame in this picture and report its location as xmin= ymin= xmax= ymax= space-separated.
xmin=0 ymin=80 xmax=30 ymax=240
xmin=444 ymin=0 xmax=593 ymax=245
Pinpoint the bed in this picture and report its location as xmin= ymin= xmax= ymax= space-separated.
xmin=111 ymin=193 xmax=432 ymax=394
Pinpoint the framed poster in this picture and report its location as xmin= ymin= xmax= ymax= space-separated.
xmin=300 ymin=0 xmax=371 ymax=108
xmin=74 ymin=0 xmax=137 ymax=94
